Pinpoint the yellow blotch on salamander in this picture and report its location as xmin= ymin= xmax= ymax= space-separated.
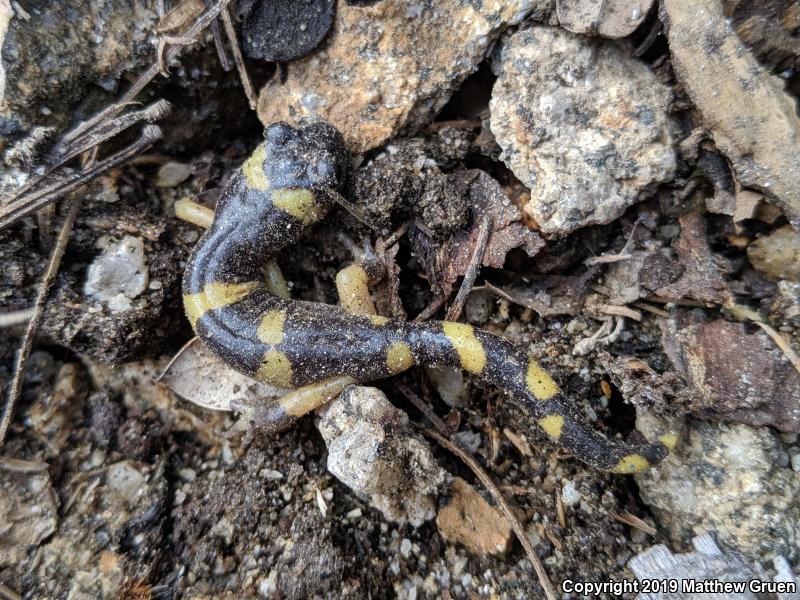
xmin=612 ymin=454 xmax=650 ymax=473
xmin=257 ymin=309 xmax=286 ymax=345
xmin=272 ymin=188 xmax=326 ymax=225
xmin=183 ymin=281 xmax=260 ymax=329
xmin=537 ymin=414 xmax=564 ymax=441
xmin=442 ymin=321 xmax=486 ymax=374
xmin=386 ymin=341 xmax=415 ymax=374
xmin=255 ymin=349 xmax=293 ymax=388
xmin=241 ymin=143 xmax=269 ymax=191
xmin=659 ymin=432 xmax=678 ymax=451
xmin=526 ymin=359 xmax=560 ymax=400
xmin=369 ymin=315 xmax=390 ymax=326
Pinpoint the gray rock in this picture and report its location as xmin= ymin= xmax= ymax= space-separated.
xmin=489 ymin=26 xmax=676 ymax=235
xmin=636 ymin=420 xmax=799 ymax=561
xmin=317 ymin=385 xmax=446 ymax=526
xmin=257 ymin=0 xmax=551 ymax=153
xmin=84 ymin=236 xmax=148 ymax=311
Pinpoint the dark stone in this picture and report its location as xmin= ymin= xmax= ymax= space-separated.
xmin=242 ymin=0 xmax=336 ymax=62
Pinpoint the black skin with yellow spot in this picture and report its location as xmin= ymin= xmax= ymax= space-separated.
xmin=183 ymin=122 xmax=670 ymax=473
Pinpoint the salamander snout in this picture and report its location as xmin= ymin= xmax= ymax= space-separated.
xmin=262 ymin=121 xmax=348 ymax=192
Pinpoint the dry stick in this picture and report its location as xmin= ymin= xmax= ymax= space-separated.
xmin=0 ymin=126 xmax=163 ymax=229
xmin=423 ymin=428 xmax=557 ymax=600
xmin=446 ymin=214 xmax=492 ymax=321
xmin=0 ymin=201 xmax=80 ymax=448
xmin=0 ymin=456 xmax=49 ymax=473
xmin=6 ymin=100 xmax=172 ymax=203
xmin=414 ymin=295 xmax=448 ymax=322
xmin=396 ymin=381 xmax=451 ymax=436
xmin=220 ymin=4 xmax=257 ymax=110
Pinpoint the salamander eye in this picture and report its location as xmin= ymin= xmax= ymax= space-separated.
xmin=264 ymin=122 xmax=295 ymax=146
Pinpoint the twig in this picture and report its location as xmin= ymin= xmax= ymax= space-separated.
xmin=0 ymin=309 xmax=34 ymax=328
xmin=446 ymin=214 xmax=492 ymax=321
xmin=632 ymin=301 xmax=669 ymax=318
xmin=396 ymin=381 xmax=451 ymax=436
xmin=381 ymin=222 xmax=409 ymax=249
xmin=0 ymin=456 xmax=49 ymax=473
xmin=413 ymin=295 xmax=448 ymax=322
xmin=0 ymin=126 xmax=163 ymax=230
xmin=423 ymin=428 xmax=557 ymax=600
xmin=584 ymin=253 xmax=633 ymax=266
xmin=0 ymin=201 xmax=80 ymax=448
xmin=612 ymin=511 xmax=657 ymax=536
xmin=220 ymin=4 xmax=257 ymax=110
xmin=599 ymin=304 xmax=642 ymax=321
xmin=206 ymin=2 xmax=232 ymax=72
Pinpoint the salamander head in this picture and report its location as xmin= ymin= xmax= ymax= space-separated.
xmin=261 ymin=121 xmax=348 ymax=192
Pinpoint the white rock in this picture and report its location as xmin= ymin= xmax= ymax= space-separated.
xmin=317 ymin=386 xmax=446 ymax=526
xmin=490 ymin=26 xmax=676 ymax=235
xmin=561 ymin=480 xmax=581 ymax=507
xmin=84 ymin=236 xmax=148 ymax=306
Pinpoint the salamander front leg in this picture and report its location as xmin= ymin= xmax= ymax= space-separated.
xmin=175 ymin=198 xmax=290 ymax=298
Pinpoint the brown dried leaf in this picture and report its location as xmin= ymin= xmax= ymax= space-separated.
xmin=659 ymin=313 xmax=800 ymax=432
xmin=646 ymin=212 xmax=731 ymax=304
xmin=415 ymin=170 xmax=544 ymax=298
xmin=159 ymin=338 xmax=286 ymax=412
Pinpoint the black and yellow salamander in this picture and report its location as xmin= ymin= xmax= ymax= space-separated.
xmin=181 ymin=121 xmax=676 ymax=473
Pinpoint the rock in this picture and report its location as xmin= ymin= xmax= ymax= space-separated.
xmin=561 ymin=480 xmax=581 ymax=507
xmin=0 ymin=1 xmax=158 ymax=135
xmin=661 ymin=0 xmax=800 ymax=230
xmin=629 ymin=534 xmax=762 ymax=600
xmin=0 ymin=468 xmax=58 ymax=567
xmin=636 ymin=420 xmax=799 ymax=561
xmin=242 ymin=0 xmax=336 ymax=62
xmin=489 ymin=26 xmax=676 ymax=235
xmin=659 ymin=313 xmax=800 ymax=432
xmin=747 ymin=225 xmax=800 ymax=282
xmin=317 ymin=385 xmax=446 ymax=526
xmin=154 ymin=162 xmax=192 ymax=188
xmin=26 ymin=362 xmax=87 ymax=454
xmin=84 ymin=236 xmax=148 ymax=309
xmin=557 ymin=0 xmax=653 ymax=38
xmin=436 ymin=477 xmax=513 ymax=557
xmin=257 ymin=0 xmax=544 ymax=152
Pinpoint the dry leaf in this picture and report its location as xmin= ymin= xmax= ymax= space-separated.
xmin=159 ymin=338 xmax=287 ymax=412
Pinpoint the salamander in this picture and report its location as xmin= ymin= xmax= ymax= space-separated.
xmin=182 ymin=121 xmax=676 ymax=473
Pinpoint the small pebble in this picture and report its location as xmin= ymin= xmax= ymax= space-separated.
xmin=400 ymin=538 xmax=412 ymax=558
xmin=561 ymin=480 xmax=582 ymax=507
